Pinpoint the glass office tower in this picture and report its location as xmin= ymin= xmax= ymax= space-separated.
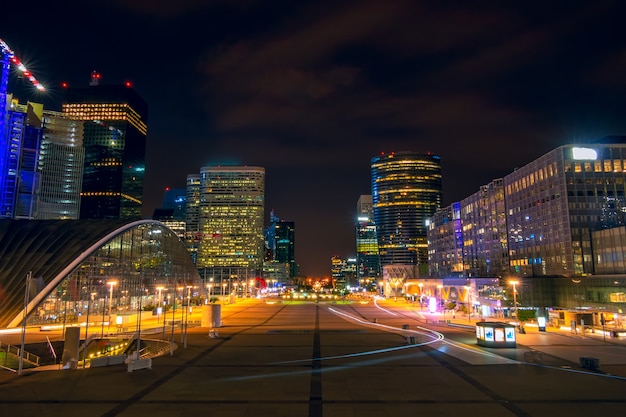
xmin=196 ymin=166 xmax=265 ymax=272
xmin=62 ymin=74 xmax=148 ymax=219
xmin=505 ymin=144 xmax=626 ymax=277
xmin=37 ymin=110 xmax=85 ymax=219
xmin=371 ymin=151 xmax=442 ymax=276
xmin=356 ymin=195 xmax=380 ymax=286
xmin=0 ymin=99 xmax=43 ymax=219
xmin=275 ymin=220 xmax=296 ymax=277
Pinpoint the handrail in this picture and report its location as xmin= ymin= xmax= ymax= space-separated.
xmin=0 ymin=342 xmax=40 ymax=366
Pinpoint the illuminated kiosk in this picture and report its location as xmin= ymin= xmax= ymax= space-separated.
xmin=475 ymin=321 xmax=516 ymax=348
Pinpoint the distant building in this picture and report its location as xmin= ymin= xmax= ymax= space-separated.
xmin=331 ymin=256 xmax=357 ymax=290
xmin=194 ymin=165 xmax=265 ymax=278
xmin=356 ymin=195 xmax=380 ymax=289
xmin=62 ymin=72 xmax=148 ymax=219
xmin=185 ymin=174 xmax=201 ymax=264
xmin=275 ymin=219 xmax=296 ymax=277
xmin=371 ymin=151 xmax=442 ymax=277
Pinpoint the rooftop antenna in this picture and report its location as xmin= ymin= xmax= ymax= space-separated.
xmin=89 ymin=70 xmax=101 ymax=86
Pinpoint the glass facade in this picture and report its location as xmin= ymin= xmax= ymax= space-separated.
xmin=37 ymin=110 xmax=85 ymax=219
xmin=461 ymin=179 xmax=508 ymax=277
xmin=371 ymin=151 xmax=442 ymax=276
xmin=505 ymin=144 xmax=626 ymax=276
xmin=0 ymin=219 xmax=199 ymax=328
xmin=196 ymin=166 xmax=265 ymax=272
xmin=427 ymin=203 xmax=464 ymax=277
xmin=429 ymin=143 xmax=626 ymax=279
xmin=62 ymin=85 xmax=148 ymax=220
xmin=0 ymin=100 xmax=43 ymax=219
xmin=356 ymin=195 xmax=380 ymax=284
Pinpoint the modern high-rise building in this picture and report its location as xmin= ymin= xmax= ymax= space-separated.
xmin=371 ymin=151 xmax=442 ymax=277
xmin=460 ymin=179 xmax=508 ymax=277
xmin=184 ymin=174 xmax=201 ymax=265
xmin=195 ymin=165 xmax=265 ymax=274
xmin=356 ymin=195 xmax=380 ymax=287
xmin=505 ymin=144 xmax=626 ymax=277
xmin=36 ymin=110 xmax=85 ymax=219
xmin=152 ymin=187 xmax=187 ymax=241
xmin=62 ymin=72 xmax=148 ymax=219
xmin=427 ymin=203 xmax=463 ymax=277
xmin=0 ymin=97 xmax=43 ymax=219
xmin=275 ymin=219 xmax=296 ymax=277
xmin=428 ymin=143 xmax=626 ymax=279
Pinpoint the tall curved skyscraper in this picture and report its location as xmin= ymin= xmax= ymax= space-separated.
xmin=371 ymin=151 xmax=442 ymax=276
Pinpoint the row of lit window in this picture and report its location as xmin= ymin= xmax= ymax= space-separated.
xmin=565 ymin=160 xmax=626 ymax=173
xmin=506 ymin=162 xmax=558 ymax=194
xmin=81 ymin=192 xmax=122 ymax=196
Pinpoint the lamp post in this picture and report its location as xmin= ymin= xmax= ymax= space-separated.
xmin=509 ymin=280 xmax=519 ymax=322
xmin=184 ymin=285 xmax=192 ymax=348
xmin=156 ymin=286 xmax=164 ymax=318
xmin=107 ymin=281 xmax=117 ymax=329
xmin=465 ymin=285 xmax=472 ymax=323
xmin=378 ymin=281 xmax=384 ymax=297
xmin=418 ymin=283 xmax=424 ymax=310
xmin=437 ymin=284 xmax=443 ymax=314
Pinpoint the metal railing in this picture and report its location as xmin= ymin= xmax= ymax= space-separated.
xmin=0 ymin=342 xmax=41 ymax=367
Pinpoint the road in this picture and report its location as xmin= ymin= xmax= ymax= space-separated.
xmin=1 ymin=297 xmax=626 ymax=417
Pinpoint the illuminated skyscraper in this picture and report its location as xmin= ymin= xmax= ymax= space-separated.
xmin=356 ymin=195 xmax=380 ymax=287
xmin=62 ymin=72 xmax=148 ymax=219
xmin=371 ymin=151 xmax=442 ymax=277
xmin=195 ymin=165 xmax=265 ymax=274
xmin=0 ymin=98 xmax=43 ymax=219
xmin=36 ymin=110 xmax=85 ymax=219
xmin=275 ymin=219 xmax=296 ymax=277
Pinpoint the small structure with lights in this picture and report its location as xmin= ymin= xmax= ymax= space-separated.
xmin=475 ymin=321 xmax=516 ymax=348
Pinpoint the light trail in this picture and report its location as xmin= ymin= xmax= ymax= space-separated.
xmin=372 ymin=297 xmax=398 ymax=316
xmin=269 ymin=306 xmax=443 ymax=365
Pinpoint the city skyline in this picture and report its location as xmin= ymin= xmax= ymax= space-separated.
xmin=3 ymin=1 xmax=626 ymax=276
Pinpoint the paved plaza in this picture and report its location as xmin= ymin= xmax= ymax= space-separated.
xmin=1 ymin=298 xmax=626 ymax=417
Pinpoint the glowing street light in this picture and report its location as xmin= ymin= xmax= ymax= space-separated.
xmin=107 ymin=280 xmax=117 ymax=326
xmin=509 ymin=280 xmax=519 ymax=321
xmin=418 ymin=283 xmax=424 ymax=309
xmin=465 ymin=285 xmax=472 ymax=323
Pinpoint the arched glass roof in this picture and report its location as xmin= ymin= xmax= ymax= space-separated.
xmin=0 ymin=219 xmax=199 ymax=328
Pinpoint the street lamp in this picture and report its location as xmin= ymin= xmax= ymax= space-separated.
xmin=437 ymin=284 xmax=443 ymax=314
xmin=509 ymin=280 xmax=519 ymax=321
xmin=107 ymin=280 xmax=117 ymax=329
xmin=465 ymin=285 xmax=472 ymax=323
xmin=418 ymin=283 xmax=424 ymax=310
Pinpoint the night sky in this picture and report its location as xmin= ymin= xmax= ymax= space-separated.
xmin=3 ymin=1 xmax=626 ymax=277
